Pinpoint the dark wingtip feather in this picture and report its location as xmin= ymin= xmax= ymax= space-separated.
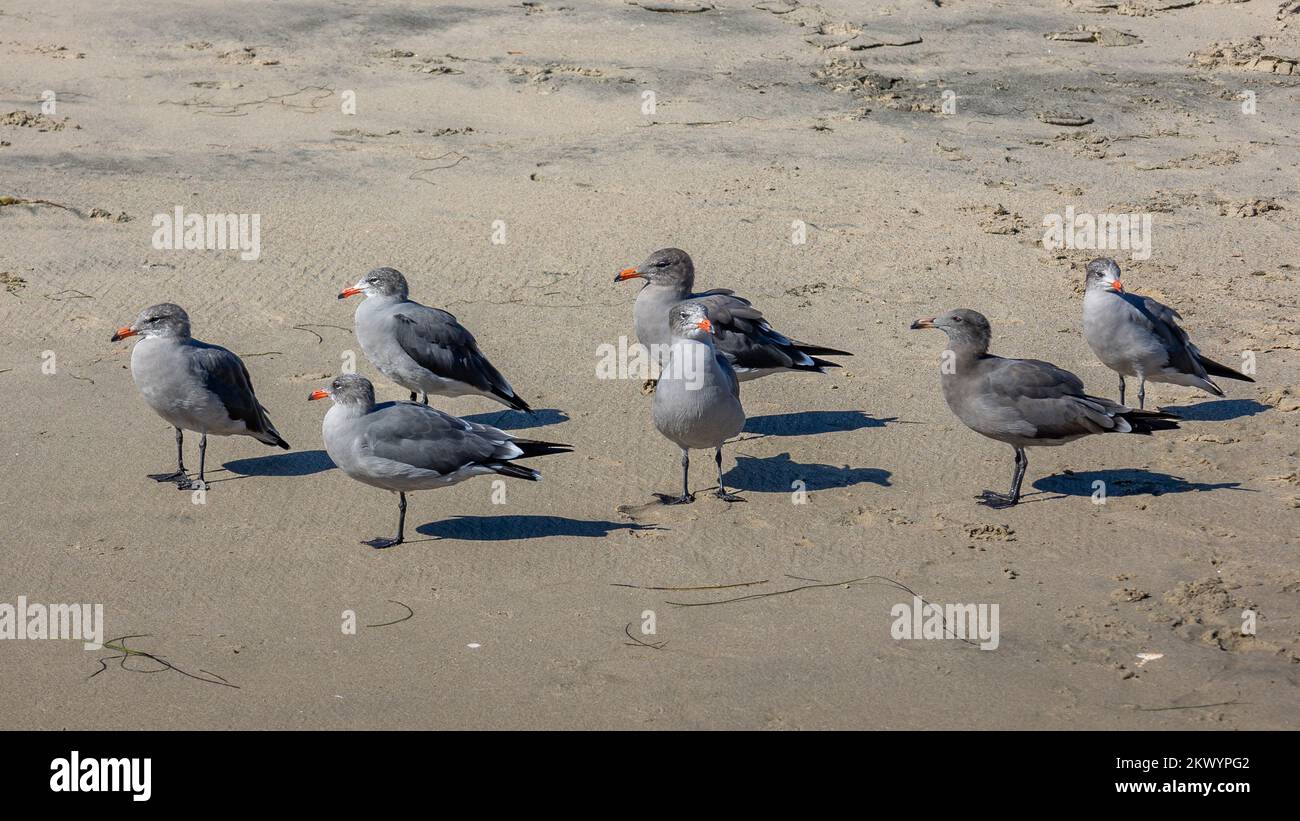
xmin=1197 ymin=354 xmax=1255 ymax=383
xmin=795 ymin=344 xmax=853 ymax=358
xmin=808 ymin=356 xmax=842 ymax=371
xmin=494 ymin=388 xmax=533 ymax=413
xmin=512 ymin=439 xmax=573 ymax=459
xmin=1119 ymin=409 xmax=1181 ymax=434
xmin=488 ymin=462 xmax=541 ymax=481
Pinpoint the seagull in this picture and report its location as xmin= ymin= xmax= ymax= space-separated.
xmin=910 ymin=309 xmax=1180 ymax=508
xmin=614 ymin=248 xmax=850 ymax=386
xmin=650 ymin=302 xmax=746 ymax=504
xmin=310 ymin=374 xmax=569 ymax=548
xmin=339 ymin=267 xmax=531 ymax=411
xmin=111 ymin=303 xmax=288 ymax=489
xmin=1082 ymin=257 xmax=1254 ymax=408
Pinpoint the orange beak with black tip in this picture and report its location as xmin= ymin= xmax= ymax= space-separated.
xmin=338 ymin=286 xmax=363 ymax=300
xmin=909 ymin=317 xmax=936 ymax=330
xmin=1108 ymin=279 xmax=1124 ymax=293
xmin=614 ymin=266 xmax=643 ymax=284
xmin=110 ymin=326 xmax=137 ymax=342
xmin=308 ymin=389 xmax=329 ymax=401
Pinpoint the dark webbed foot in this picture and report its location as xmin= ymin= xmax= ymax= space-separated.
xmin=975 ymin=490 xmax=1018 ymax=509
xmin=363 ymin=537 xmax=403 ymax=549
xmin=176 ymin=479 xmax=207 ymax=491
xmin=653 ymin=493 xmax=695 ymax=506
xmin=640 ymin=379 xmax=658 ymax=395
xmin=148 ymin=470 xmax=188 ymax=483
xmin=714 ymin=490 xmax=745 ymax=503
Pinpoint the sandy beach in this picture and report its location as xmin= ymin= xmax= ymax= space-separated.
xmin=1 ymin=0 xmax=1297 ymax=729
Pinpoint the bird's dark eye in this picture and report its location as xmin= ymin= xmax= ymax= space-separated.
xmin=952 ymin=316 xmax=963 ymax=323
xmin=655 ymin=261 xmax=669 ymax=268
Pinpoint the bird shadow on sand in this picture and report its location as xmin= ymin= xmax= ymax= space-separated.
xmin=723 ymin=452 xmax=891 ymax=493
xmin=742 ymin=410 xmax=897 ymax=438
xmin=417 ymin=515 xmax=656 ymax=541
xmin=1032 ymin=468 xmax=1246 ymax=499
xmin=462 ymin=408 xmax=569 ymax=430
xmin=221 ymin=449 xmax=335 ymax=479
xmin=1161 ymin=399 xmax=1270 ymax=422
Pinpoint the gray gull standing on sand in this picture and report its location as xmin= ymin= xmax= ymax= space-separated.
xmin=1082 ymin=257 xmax=1253 ymax=409
xmin=339 ymin=267 xmax=531 ymax=411
xmin=111 ymin=303 xmax=288 ymax=490
xmin=310 ymin=374 xmax=569 ymax=548
xmin=910 ymin=309 xmax=1179 ymax=508
xmin=615 ymin=248 xmax=850 ymax=385
xmin=650 ymin=303 xmax=746 ymax=505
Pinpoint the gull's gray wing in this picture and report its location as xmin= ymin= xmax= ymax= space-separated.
xmin=980 ymin=356 xmax=1126 ymax=440
xmin=1119 ymin=292 xmax=1205 ymax=377
xmin=390 ymin=305 xmax=529 ymax=410
xmin=687 ymin=292 xmax=831 ymax=372
xmin=189 ymin=342 xmax=286 ymax=444
xmin=362 ymin=402 xmax=520 ymax=474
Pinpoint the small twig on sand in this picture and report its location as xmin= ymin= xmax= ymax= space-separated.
xmin=89 ymin=634 xmax=239 ymax=689
xmin=623 ymin=623 xmax=667 ymax=650
xmin=291 ymin=323 xmax=350 ymax=344
xmin=665 ymin=574 xmax=980 ymax=646
xmin=409 ymin=152 xmax=469 ymax=184
xmin=612 ymin=579 xmax=768 ymax=591
xmin=365 ymin=600 xmax=414 ymax=628
xmin=44 ymin=289 xmax=94 ymax=301
xmin=1131 ymin=701 xmax=1242 ymax=712
xmin=0 ymin=196 xmax=82 ymax=217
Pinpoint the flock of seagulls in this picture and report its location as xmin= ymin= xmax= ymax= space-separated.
xmin=109 ymin=251 xmax=1254 ymax=545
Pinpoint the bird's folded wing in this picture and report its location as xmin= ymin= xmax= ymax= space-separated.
xmin=983 ymin=357 xmax=1117 ymax=438
xmin=189 ymin=343 xmax=269 ymax=428
xmin=362 ymin=403 xmax=519 ymax=474
xmin=689 ymin=292 xmax=811 ymax=369
xmin=390 ymin=306 xmax=513 ymax=394
xmin=1125 ymin=293 xmax=1202 ymax=375
xmin=715 ymin=352 xmax=740 ymax=398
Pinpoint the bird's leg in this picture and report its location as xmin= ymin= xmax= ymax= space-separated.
xmin=365 ymin=492 xmax=406 ymax=548
xmin=409 ymin=391 xmax=418 ymax=402
xmin=1118 ymin=375 xmax=1126 ymax=406
xmin=178 ymin=433 xmax=208 ymax=490
xmin=654 ymin=449 xmax=694 ymax=505
xmin=1137 ymin=378 xmax=1146 ymax=410
xmin=977 ymin=447 xmax=1026 ymax=508
xmin=149 ymin=427 xmax=189 ymax=484
xmin=1009 ymin=448 xmax=1027 ymax=503
xmin=714 ymin=447 xmax=744 ymax=502
xmin=421 ymin=392 xmax=429 ymax=405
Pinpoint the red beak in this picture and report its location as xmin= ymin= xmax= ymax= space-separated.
xmin=338 ymin=286 xmax=363 ymax=299
xmin=1109 ymin=279 xmax=1124 ymax=293
xmin=308 ymin=389 xmax=329 ymax=401
xmin=110 ymin=326 xmax=137 ymax=342
xmin=697 ymin=318 xmax=713 ymax=334
xmin=614 ymin=267 xmax=643 ymax=283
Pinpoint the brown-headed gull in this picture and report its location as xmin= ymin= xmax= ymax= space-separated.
xmin=911 ymin=309 xmax=1179 ymax=508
